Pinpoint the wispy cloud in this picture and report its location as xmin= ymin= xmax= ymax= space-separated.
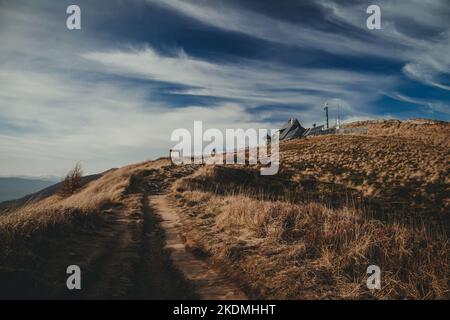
xmin=0 ymin=66 xmax=273 ymax=175
xmin=318 ymin=0 xmax=450 ymax=91
xmin=149 ymin=0 xmax=449 ymax=91
xmin=403 ymin=54 xmax=450 ymax=91
xmin=147 ymin=0 xmax=405 ymax=59
xmin=0 ymin=1 xmax=272 ymax=175
xmin=82 ymin=46 xmax=395 ymax=116
xmin=0 ymin=0 xmax=448 ymax=176
xmin=381 ymin=91 xmax=449 ymax=115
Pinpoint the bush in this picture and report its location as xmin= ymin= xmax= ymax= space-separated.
xmin=58 ymin=163 xmax=83 ymax=196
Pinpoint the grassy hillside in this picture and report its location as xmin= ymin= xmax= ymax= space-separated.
xmin=170 ymin=119 xmax=449 ymax=299
xmin=0 ymin=159 xmax=197 ymax=298
xmin=0 ymin=119 xmax=448 ymax=299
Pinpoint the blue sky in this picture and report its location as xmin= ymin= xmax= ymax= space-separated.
xmin=0 ymin=0 xmax=449 ymax=176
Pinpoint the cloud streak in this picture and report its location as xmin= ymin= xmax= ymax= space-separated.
xmin=149 ymin=0 xmax=449 ymax=91
xmin=317 ymin=0 xmax=450 ymax=91
xmin=0 ymin=67 xmax=272 ymax=176
xmin=82 ymin=46 xmax=395 ymax=114
xmin=0 ymin=0 xmax=448 ymax=176
xmin=147 ymin=0 xmax=406 ymax=59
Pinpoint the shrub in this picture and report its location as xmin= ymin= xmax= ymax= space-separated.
xmin=58 ymin=163 xmax=83 ymax=196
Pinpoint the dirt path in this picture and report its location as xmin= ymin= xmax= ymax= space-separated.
xmin=131 ymin=193 xmax=199 ymax=299
xmin=59 ymin=165 xmax=246 ymax=299
xmin=59 ymin=192 xmax=202 ymax=299
xmin=150 ymin=195 xmax=247 ymax=300
xmin=1 ymin=163 xmax=247 ymax=299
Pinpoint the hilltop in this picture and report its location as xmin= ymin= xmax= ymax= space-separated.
xmin=170 ymin=119 xmax=449 ymax=299
xmin=0 ymin=119 xmax=448 ymax=299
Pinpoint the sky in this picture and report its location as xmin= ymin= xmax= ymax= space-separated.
xmin=0 ymin=0 xmax=449 ymax=176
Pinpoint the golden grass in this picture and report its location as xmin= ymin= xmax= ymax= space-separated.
xmin=0 ymin=119 xmax=447 ymax=299
xmin=171 ymin=187 xmax=448 ymax=299
xmin=280 ymin=134 xmax=449 ymax=217
xmin=0 ymin=158 xmax=171 ymax=246
xmin=171 ymin=119 xmax=449 ymax=301
xmin=344 ymin=119 xmax=450 ymax=148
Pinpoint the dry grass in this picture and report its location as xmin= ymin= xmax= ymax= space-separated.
xmin=344 ymin=118 xmax=450 ymax=148
xmin=0 ymin=119 xmax=447 ymax=299
xmin=0 ymin=158 xmax=171 ymax=253
xmin=171 ymin=119 xmax=449 ymax=299
xmin=171 ymin=177 xmax=448 ymax=299
xmin=280 ymin=129 xmax=449 ymax=218
xmin=0 ymin=157 xmax=201 ymax=298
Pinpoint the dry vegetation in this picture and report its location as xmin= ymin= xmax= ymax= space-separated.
xmin=0 ymin=159 xmax=173 ymax=294
xmin=0 ymin=159 xmax=172 ymax=239
xmin=0 ymin=119 xmax=448 ymax=299
xmin=281 ymin=123 xmax=449 ymax=218
xmin=58 ymin=163 xmax=84 ymax=197
xmin=172 ymin=175 xmax=448 ymax=299
xmin=1 ymin=163 xmax=130 ymax=243
xmin=170 ymin=119 xmax=449 ymax=299
xmin=344 ymin=118 xmax=450 ymax=148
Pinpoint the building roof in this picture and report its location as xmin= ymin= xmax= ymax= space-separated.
xmin=279 ymin=118 xmax=306 ymax=141
xmin=302 ymin=125 xmax=325 ymax=137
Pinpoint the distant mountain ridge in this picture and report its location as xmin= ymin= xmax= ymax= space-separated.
xmin=0 ymin=173 xmax=103 ymax=212
xmin=0 ymin=177 xmax=58 ymax=203
xmin=0 ymin=175 xmax=61 ymax=182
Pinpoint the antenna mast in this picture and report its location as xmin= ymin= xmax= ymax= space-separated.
xmin=324 ymin=103 xmax=329 ymax=129
xmin=337 ymin=103 xmax=341 ymax=130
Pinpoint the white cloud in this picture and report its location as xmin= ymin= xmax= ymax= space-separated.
xmin=318 ymin=0 xmax=450 ymax=91
xmin=1 ymin=39 xmax=393 ymax=176
xmin=0 ymin=67 xmax=275 ymax=176
xmin=148 ymin=0 xmax=449 ymax=90
xmin=381 ymin=90 xmax=449 ymax=115
xmin=0 ymin=0 xmax=446 ymax=177
xmin=82 ymin=46 xmax=394 ymax=113
xmin=149 ymin=0 xmax=449 ymax=91
xmin=147 ymin=0 xmax=406 ymax=59
xmin=402 ymin=51 xmax=449 ymax=95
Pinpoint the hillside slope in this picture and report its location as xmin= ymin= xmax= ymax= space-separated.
xmin=0 ymin=159 xmax=199 ymax=298
xmin=0 ymin=174 xmax=103 ymax=213
xmin=171 ymin=119 xmax=449 ymax=299
xmin=0 ymin=119 xmax=448 ymax=299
